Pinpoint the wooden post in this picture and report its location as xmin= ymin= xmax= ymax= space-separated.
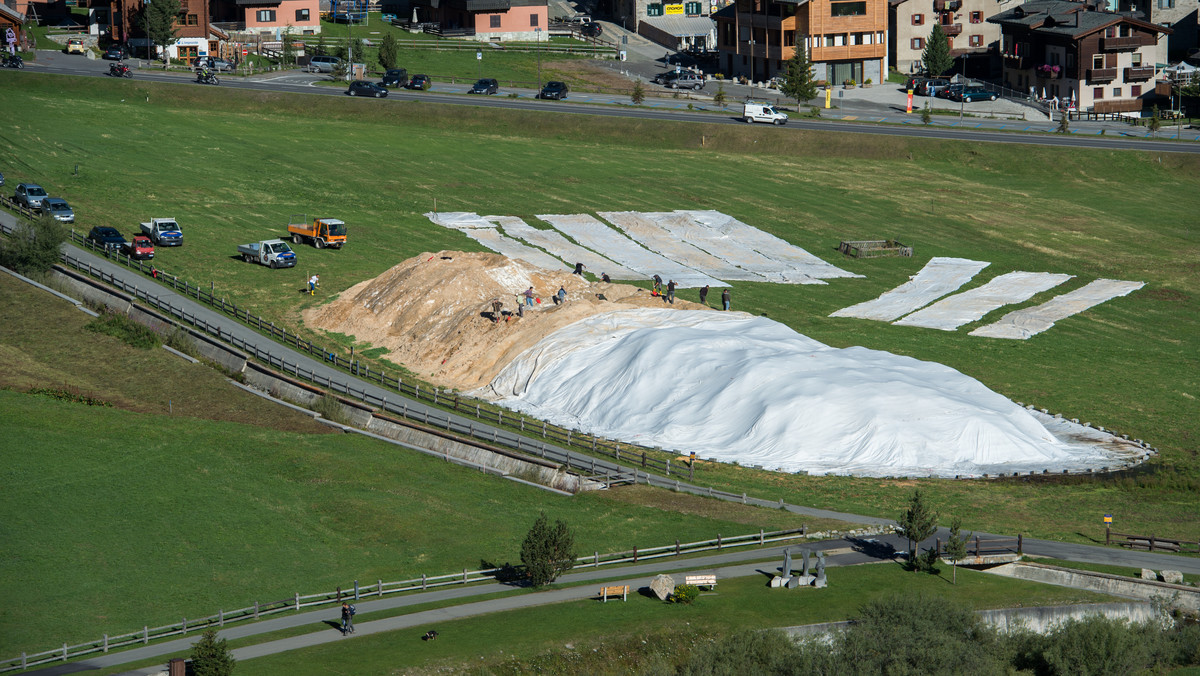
xmin=641 ymin=452 xmax=646 ymax=467
xmin=633 ymin=545 xmax=638 ymax=563
xmin=975 ymin=534 xmax=980 ymax=556
xmin=1017 ymin=534 xmax=1023 ymax=555
xmin=143 ymin=626 xmax=149 ymax=644
xmin=254 ymin=602 xmax=260 ymax=619
xmin=676 ymin=539 xmax=681 ymax=556
xmin=422 ymin=573 xmax=427 ymax=590
xmin=718 ymin=534 xmax=723 ymax=549
xmin=103 ymin=634 xmax=108 ymax=652
xmin=379 ymin=579 xmax=383 ymax=596
xmin=1150 ymin=534 xmax=1156 ymax=552
xmin=936 ymin=537 xmax=941 ymax=554
xmin=182 ymin=619 xmax=186 ymax=636
xmin=354 ymin=580 xmax=360 ymax=600
xmin=463 ymin=568 xmax=468 ymax=583
xmin=218 ymin=609 xmax=224 ymax=627
xmin=1105 ymin=526 xmax=1111 ymax=545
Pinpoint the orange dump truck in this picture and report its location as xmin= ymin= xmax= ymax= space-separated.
xmin=287 ymin=214 xmax=347 ymax=249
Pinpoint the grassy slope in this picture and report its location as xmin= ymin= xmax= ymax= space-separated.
xmin=0 ymin=274 xmax=840 ymax=653
xmin=1 ymin=77 xmax=1197 ymax=543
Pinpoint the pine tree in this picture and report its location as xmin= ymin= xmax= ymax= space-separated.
xmin=520 ymin=512 xmax=576 ymax=587
xmin=282 ymin=25 xmax=297 ymax=66
xmin=1148 ymin=106 xmax=1162 ymax=136
xmin=922 ymin=24 xmax=953 ymax=77
xmin=190 ymin=629 xmax=235 ymax=676
xmin=896 ymin=489 xmax=938 ymax=564
xmin=138 ymin=0 xmax=181 ymax=64
xmin=631 ymin=80 xmax=645 ymax=105
xmin=921 ymin=102 xmax=933 ymax=125
xmin=1057 ymin=112 xmax=1070 ymax=134
xmin=378 ymin=33 xmax=399 ymax=70
xmin=943 ymin=517 xmax=971 ymax=584
xmin=713 ymin=83 xmax=727 ymax=109
xmin=780 ymin=44 xmax=817 ymax=106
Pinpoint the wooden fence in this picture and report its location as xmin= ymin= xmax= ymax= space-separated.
xmin=934 ymin=534 xmax=1023 ymax=557
xmin=1106 ymin=527 xmax=1200 ymax=554
xmin=0 ymin=528 xmax=807 ymax=672
xmin=51 ymin=226 xmax=692 ymax=483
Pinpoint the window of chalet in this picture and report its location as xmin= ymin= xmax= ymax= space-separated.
xmin=1093 ymin=87 xmax=1104 ymax=99
xmin=911 ymin=37 xmax=924 ymax=49
xmin=784 ymin=31 xmax=795 ymax=46
xmin=490 ymin=14 xmax=501 ymax=27
xmin=912 ymin=13 xmax=924 ymax=25
xmin=257 ymin=9 xmax=276 ymax=21
xmin=969 ymin=34 xmax=981 ymax=47
xmin=1093 ymin=54 xmax=1104 ymax=69
xmin=1131 ymin=52 xmax=1142 ymax=65
xmin=969 ymin=10 xmax=981 ymax=23
xmin=830 ymin=1 xmax=866 ymax=16
xmin=1113 ymin=86 xmax=1122 ymax=96
xmin=1158 ymin=0 xmax=1175 ymax=8
xmin=1131 ymin=84 xmax=1141 ymax=96
xmin=186 ymin=13 xmax=198 ymax=24
xmin=1104 ymin=27 xmax=1115 ymax=37
xmin=296 ymin=8 xmax=310 ymax=20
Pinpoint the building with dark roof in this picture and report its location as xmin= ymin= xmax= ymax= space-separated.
xmin=990 ymin=0 xmax=1170 ymax=113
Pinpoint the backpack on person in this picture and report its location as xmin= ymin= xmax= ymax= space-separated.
xmin=349 ymin=604 xmax=357 ymax=616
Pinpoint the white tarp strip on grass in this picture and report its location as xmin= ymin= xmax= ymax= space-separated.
xmin=538 ymin=213 xmax=725 ymax=288
xmin=684 ymin=210 xmax=862 ymax=281
xmin=894 ymin=271 xmax=1074 ymax=331
xmin=488 ymin=216 xmax=641 ymax=280
xmin=475 ymin=308 xmax=1126 ymax=478
xmin=829 ymin=257 xmax=990 ymax=321
xmin=969 ymin=279 xmax=1145 ymax=340
xmin=597 ymin=211 xmax=771 ymax=282
xmin=426 ymin=212 xmax=572 ymax=273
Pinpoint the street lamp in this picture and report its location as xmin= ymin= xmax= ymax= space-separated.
xmin=748 ymin=38 xmax=755 ymax=84
xmin=535 ymin=27 xmax=542 ymax=90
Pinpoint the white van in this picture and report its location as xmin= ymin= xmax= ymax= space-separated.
xmin=742 ymin=102 xmax=788 ymax=125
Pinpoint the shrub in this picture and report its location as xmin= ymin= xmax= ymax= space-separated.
xmin=85 ymin=311 xmax=162 ymax=350
xmin=671 ymin=584 xmax=699 ymax=605
xmin=0 ymin=214 xmax=66 ymax=275
xmin=631 ymin=80 xmax=645 ymax=105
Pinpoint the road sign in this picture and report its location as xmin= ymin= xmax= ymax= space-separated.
xmin=5 ymin=27 xmax=15 ymax=44
xmin=242 ymin=48 xmax=248 ymax=56
xmin=1104 ymin=514 xmax=1113 ymax=524
xmin=476 ymin=51 xmax=482 ymax=60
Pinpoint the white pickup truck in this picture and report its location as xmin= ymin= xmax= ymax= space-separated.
xmin=237 ymin=239 xmax=296 ymax=268
xmin=140 ymin=218 xmax=183 ymax=246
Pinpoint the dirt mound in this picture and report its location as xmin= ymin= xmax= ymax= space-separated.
xmin=303 ymin=251 xmax=709 ymax=391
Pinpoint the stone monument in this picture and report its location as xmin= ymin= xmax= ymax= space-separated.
xmin=650 ymin=573 xmax=676 ymax=601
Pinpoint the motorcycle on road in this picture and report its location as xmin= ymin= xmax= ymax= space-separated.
xmin=195 ymin=69 xmax=220 ymax=85
xmin=108 ymin=61 xmax=133 ymax=78
xmin=1 ymin=53 xmax=24 ymax=69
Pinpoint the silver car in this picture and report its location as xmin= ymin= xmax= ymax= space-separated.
xmin=41 ymin=197 xmax=75 ymax=223
xmin=14 ymin=183 xmax=48 ymax=210
xmin=308 ymin=55 xmax=342 ymax=73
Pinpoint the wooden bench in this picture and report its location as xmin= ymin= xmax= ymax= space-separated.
xmin=684 ymin=574 xmax=717 ymax=590
xmin=599 ymin=585 xmax=628 ymax=602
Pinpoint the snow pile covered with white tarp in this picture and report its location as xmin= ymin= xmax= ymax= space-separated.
xmin=475 ymin=308 xmax=1134 ymax=478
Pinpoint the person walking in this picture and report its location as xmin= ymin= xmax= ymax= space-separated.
xmin=308 ymin=274 xmax=320 ymax=296
xmin=340 ymin=602 xmax=355 ymax=635
xmin=601 ymin=272 xmax=611 ymax=283
xmin=722 ymin=288 xmax=731 ymax=311
xmin=524 ymin=287 xmax=535 ymax=307
xmin=666 ymin=280 xmax=676 ymax=304
xmin=573 ymin=262 xmax=586 ymax=276
xmin=699 ymin=285 xmax=709 ymax=306
xmin=652 ymin=274 xmax=662 ymax=295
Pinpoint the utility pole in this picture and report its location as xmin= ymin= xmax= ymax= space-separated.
xmin=535 ymin=27 xmax=542 ymax=90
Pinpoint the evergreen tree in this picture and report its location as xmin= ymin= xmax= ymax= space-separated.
xmin=315 ymin=34 xmax=328 ymax=57
xmin=713 ymin=82 xmax=727 ymax=109
xmin=190 ymin=629 xmax=235 ymax=676
xmin=896 ymin=489 xmax=938 ymax=563
xmin=1149 ymin=106 xmax=1162 ymax=136
xmin=921 ymin=101 xmax=933 ymax=125
xmin=631 ymin=80 xmax=645 ymax=105
xmin=378 ymin=33 xmax=399 ymax=70
xmin=1057 ymin=112 xmax=1070 ymax=134
xmin=138 ymin=0 xmax=181 ymax=64
xmin=520 ymin=512 xmax=576 ymax=587
xmin=0 ymin=214 xmax=66 ymax=275
xmin=943 ymin=517 xmax=971 ymax=584
xmin=922 ymin=24 xmax=953 ymax=76
xmin=282 ymin=25 xmax=297 ymax=66
xmin=779 ymin=44 xmax=818 ymax=106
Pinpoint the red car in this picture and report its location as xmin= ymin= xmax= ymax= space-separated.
xmin=122 ymin=234 xmax=155 ymax=260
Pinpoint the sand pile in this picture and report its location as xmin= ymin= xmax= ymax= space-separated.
xmin=303 ymin=251 xmax=708 ymax=391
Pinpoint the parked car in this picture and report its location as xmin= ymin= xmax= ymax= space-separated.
xmin=539 ymin=81 xmax=569 ymax=100
xmin=471 ymin=78 xmax=498 ymax=95
xmin=347 ymin=80 xmax=389 ymax=98
xmin=666 ymin=72 xmax=705 ymax=90
xmin=955 ymin=86 xmax=1000 ymax=102
xmin=65 ymin=38 xmax=87 ymax=55
xmin=193 ymin=56 xmax=234 ymax=71
xmin=122 ymin=234 xmax=155 ymax=260
xmin=13 ymin=183 xmax=48 ymax=210
xmin=380 ymin=68 xmax=409 ymax=88
xmin=904 ymin=76 xmax=929 ymax=91
xmin=652 ymin=71 xmax=679 ymax=85
xmin=308 ymin=55 xmax=342 ymax=73
xmin=103 ymin=44 xmax=128 ymax=60
xmin=86 ymin=226 xmax=127 ymax=251
xmin=917 ymin=79 xmax=951 ymax=96
xmin=580 ymin=22 xmax=602 ymax=37
xmin=40 ymin=198 xmax=74 ymax=223
xmin=937 ymin=83 xmax=964 ymax=100
xmin=406 ymin=74 xmax=432 ymax=90
xmin=0 ymin=171 xmax=4 ymax=187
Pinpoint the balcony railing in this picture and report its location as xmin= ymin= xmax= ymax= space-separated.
xmin=1087 ymin=67 xmax=1118 ymax=82
xmin=941 ymin=23 xmax=962 ymax=36
xmin=1124 ymin=65 xmax=1155 ymax=80
xmin=933 ymin=0 xmax=962 ymax=11
xmin=1100 ymin=36 xmax=1147 ymax=51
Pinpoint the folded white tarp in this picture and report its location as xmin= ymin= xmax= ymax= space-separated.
xmin=685 ymin=210 xmax=861 ymax=282
xmin=489 ymin=216 xmax=641 ymax=280
xmin=538 ymin=213 xmax=724 ymax=288
xmin=476 ymin=308 xmax=1126 ymax=478
xmin=425 ymin=212 xmax=570 ymax=273
xmin=598 ymin=211 xmax=773 ymax=282
xmin=970 ymin=279 xmax=1145 ymax=339
xmin=895 ymin=271 xmax=1073 ymax=331
xmin=830 ymin=257 xmax=990 ymax=321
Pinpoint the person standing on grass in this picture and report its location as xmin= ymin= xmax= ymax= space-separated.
xmin=699 ymin=285 xmax=709 ymax=306
xmin=308 ymin=274 xmax=320 ymax=295
xmin=722 ymin=288 xmax=731 ymax=311
xmin=341 ymin=602 xmax=355 ymax=635
xmin=666 ymin=280 xmax=676 ymax=304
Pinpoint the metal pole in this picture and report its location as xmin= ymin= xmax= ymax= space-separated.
xmin=536 ymin=27 xmax=542 ymax=90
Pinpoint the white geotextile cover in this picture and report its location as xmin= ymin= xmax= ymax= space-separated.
xmin=425 ymin=212 xmax=571 ymax=273
xmin=683 ymin=210 xmax=862 ymax=281
xmin=597 ymin=211 xmax=773 ymax=282
xmin=970 ymin=279 xmax=1145 ymax=339
xmin=475 ymin=309 xmax=1121 ymax=478
xmin=894 ymin=271 xmax=1073 ymax=331
xmin=538 ymin=213 xmax=725 ymax=289
xmin=488 ymin=216 xmax=641 ymax=280
xmin=830 ymin=257 xmax=990 ymax=321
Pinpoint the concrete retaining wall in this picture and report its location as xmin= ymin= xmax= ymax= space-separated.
xmin=985 ymin=562 xmax=1200 ymax=612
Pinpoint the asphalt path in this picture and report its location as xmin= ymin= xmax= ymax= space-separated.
xmin=16 ymin=51 xmax=1200 ymax=154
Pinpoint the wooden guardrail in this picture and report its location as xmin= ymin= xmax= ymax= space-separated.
xmin=1106 ymin=527 xmax=1199 ymax=554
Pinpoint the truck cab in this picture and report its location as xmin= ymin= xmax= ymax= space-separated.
xmin=141 ymin=218 xmax=183 ymax=246
xmin=238 ymin=239 xmax=296 ymax=268
xmin=287 ymin=215 xmax=347 ymax=249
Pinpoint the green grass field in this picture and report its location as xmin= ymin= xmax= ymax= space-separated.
xmin=2 ymin=73 xmax=1199 ymax=655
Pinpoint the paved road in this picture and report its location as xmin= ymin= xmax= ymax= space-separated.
xmin=16 ymin=50 xmax=1200 ymax=153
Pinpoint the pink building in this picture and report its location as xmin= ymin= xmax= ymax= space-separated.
xmin=411 ymin=0 xmax=548 ymax=41
xmin=210 ymin=0 xmax=322 ymax=34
